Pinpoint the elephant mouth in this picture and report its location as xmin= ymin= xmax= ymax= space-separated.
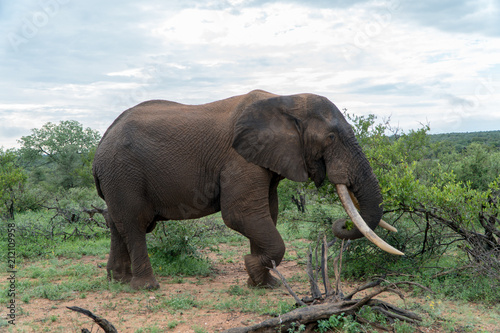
xmin=336 ymin=184 xmax=404 ymax=256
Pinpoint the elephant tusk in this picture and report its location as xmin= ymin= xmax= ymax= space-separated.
xmin=348 ymin=190 xmax=397 ymax=233
xmin=337 ymin=184 xmax=404 ymax=256
xmin=379 ymin=220 xmax=398 ymax=233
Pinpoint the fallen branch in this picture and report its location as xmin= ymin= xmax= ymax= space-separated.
xmin=344 ymin=278 xmax=383 ymax=300
xmin=368 ymin=300 xmax=422 ymax=323
xmin=67 ymin=306 xmax=118 ymax=333
xmin=222 ymin=299 xmax=358 ymax=333
xmin=224 ymin=236 xmax=426 ymax=333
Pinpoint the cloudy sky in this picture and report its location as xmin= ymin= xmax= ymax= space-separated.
xmin=1 ymin=0 xmax=499 ymax=148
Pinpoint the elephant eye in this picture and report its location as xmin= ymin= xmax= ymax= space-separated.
xmin=328 ymin=134 xmax=336 ymax=141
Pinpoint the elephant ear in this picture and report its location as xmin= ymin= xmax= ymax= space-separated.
xmin=232 ymin=96 xmax=309 ymax=182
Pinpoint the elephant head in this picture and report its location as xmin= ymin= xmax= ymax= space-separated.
xmin=232 ymin=93 xmax=402 ymax=255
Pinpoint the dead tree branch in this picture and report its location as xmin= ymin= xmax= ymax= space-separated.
xmin=306 ymin=246 xmax=322 ymax=300
xmin=67 ymin=306 xmax=118 ymax=333
xmin=224 ymin=237 xmax=426 ymax=333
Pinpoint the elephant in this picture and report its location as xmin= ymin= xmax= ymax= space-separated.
xmin=93 ymin=89 xmax=402 ymax=290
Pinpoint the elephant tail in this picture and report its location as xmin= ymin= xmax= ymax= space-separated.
xmin=93 ymin=168 xmax=106 ymax=200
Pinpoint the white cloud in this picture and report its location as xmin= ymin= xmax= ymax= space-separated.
xmin=150 ymin=3 xmax=343 ymax=48
xmin=1 ymin=0 xmax=499 ymax=148
xmin=107 ymin=68 xmax=145 ymax=78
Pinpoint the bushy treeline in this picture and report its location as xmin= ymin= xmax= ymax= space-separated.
xmin=429 ymin=130 xmax=500 ymax=151
xmin=1 ymin=117 xmax=499 ymax=303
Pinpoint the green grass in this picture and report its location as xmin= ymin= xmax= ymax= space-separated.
xmin=213 ymin=291 xmax=295 ymax=316
xmin=167 ymin=320 xmax=183 ymax=329
xmin=135 ymin=326 xmax=163 ymax=333
xmin=150 ymin=253 xmax=212 ymax=277
xmin=164 ymin=293 xmax=198 ymax=310
xmin=0 ymin=257 xmax=132 ymax=304
xmin=192 ymin=325 xmax=209 ymax=333
xmin=141 ymin=293 xmax=201 ymax=315
xmin=227 ymin=284 xmax=250 ymax=296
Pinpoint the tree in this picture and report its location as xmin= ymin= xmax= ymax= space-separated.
xmin=18 ymin=120 xmax=101 ymax=189
xmin=0 ymin=148 xmax=27 ymax=219
xmin=453 ymin=143 xmax=500 ymax=190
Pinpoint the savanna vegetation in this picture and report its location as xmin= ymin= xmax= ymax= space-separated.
xmin=1 ymin=116 xmax=499 ymax=332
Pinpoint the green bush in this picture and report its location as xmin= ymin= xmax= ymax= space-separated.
xmin=2 ymin=187 xmax=108 ymax=259
xmin=423 ymin=271 xmax=500 ymax=304
xmin=148 ymin=220 xmax=214 ymax=276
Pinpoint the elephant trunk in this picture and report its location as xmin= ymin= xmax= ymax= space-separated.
xmin=329 ymin=141 xmax=403 ymax=255
xmin=331 ymin=159 xmax=383 ymax=240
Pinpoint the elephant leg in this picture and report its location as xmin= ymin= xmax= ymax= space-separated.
xmin=243 ymin=175 xmax=283 ymax=287
xmin=107 ymin=203 xmax=159 ymax=290
xmin=107 ymin=216 xmax=132 ymax=283
xmin=221 ymin=165 xmax=285 ymax=287
xmin=127 ymin=231 xmax=159 ymax=290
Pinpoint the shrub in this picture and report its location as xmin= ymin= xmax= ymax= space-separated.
xmin=147 ymin=219 xmax=218 ymax=276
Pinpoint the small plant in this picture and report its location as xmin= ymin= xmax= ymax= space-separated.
xmin=316 ymin=313 xmax=361 ymax=333
xmin=192 ymin=325 xmax=208 ymax=333
xmin=135 ymin=327 xmax=162 ymax=333
xmin=393 ymin=319 xmax=416 ymax=333
xmin=49 ymin=315 xmax=58 ymax=322
xmin=288 ymin=321 xmax=306 ymax=332
xmin=228 ymin=285 xmax=249 ymax=296
xmin=426 ymin=295 xmax=443 ymax=317
xmin=167 ymin=320 xmax=181 ymax=329
xmin=163 ymin=293 xmax=198 ymax=312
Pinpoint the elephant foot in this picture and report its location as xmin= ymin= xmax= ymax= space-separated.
xmin=244 ymin=254 xmax=281 ymax=288
xmin=107 ymin=269 xmax=133 ymax=284
xmin=247 ymin=275 xmax=280 ymax=288
xmin=130 ymin=276 xmax=160 ymax=290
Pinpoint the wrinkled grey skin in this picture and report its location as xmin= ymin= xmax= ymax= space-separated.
xmin=93 ymin=90 xmax=383 ymax=289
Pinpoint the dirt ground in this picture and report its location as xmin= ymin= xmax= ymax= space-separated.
xmin=6 ymin=245 xmax=500 ymax=333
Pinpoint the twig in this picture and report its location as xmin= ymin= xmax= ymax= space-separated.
xmin=307 ymin=247 xmax=322 ymax=300
xmin=431 ymin=264 xmax=475 ymax=279
xmin=387 ymin=281 xmax=435 ymax=294
xmin=344 ymin=279 xmax=383 ymax=300
xmin=321 ymin=235 xmax=333 ymax=296
xmin=332 ymin=239 xmax=346 ymax=298
xmin=270 ymin=261 xmax=306 ymax=306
